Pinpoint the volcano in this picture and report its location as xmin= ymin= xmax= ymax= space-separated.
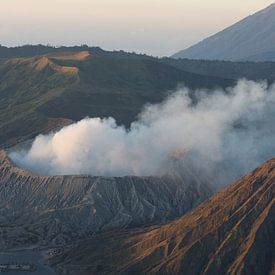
xmin=0 ymin=150 xmax=212 ymax=249
xmin=51 ymin=157 xmax=275 ymax=275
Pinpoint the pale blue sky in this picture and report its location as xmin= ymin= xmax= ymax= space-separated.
xmin=0 ymin=0 xmax=274 ymax=56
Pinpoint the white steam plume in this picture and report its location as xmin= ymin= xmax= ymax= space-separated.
xmin=9 ymin=80 xmax=275 ymax=187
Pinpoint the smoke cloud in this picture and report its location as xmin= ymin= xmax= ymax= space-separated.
xmin=9 ymin=79 xmax=275 ymax=187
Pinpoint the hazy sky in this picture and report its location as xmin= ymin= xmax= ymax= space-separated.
xmin=0 ymin=0 xmax=274 ymax=56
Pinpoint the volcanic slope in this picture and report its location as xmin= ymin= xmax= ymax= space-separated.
xmin=0 ymin=150 xmax=212 ymax=249
xmin=51 ymin=158 xmax=275 ymax=275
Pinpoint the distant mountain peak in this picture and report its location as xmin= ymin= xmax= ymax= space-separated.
xmin=264 ymin=2 xmax=275 ymax=11
xmin=172 ymin=3 xmax=275 ymax=61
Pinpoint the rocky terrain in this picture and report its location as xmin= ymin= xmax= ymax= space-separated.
xmin=0 ymin=47 xmax=274 ymax=275
xmin=0 ymin=149 xmax=213 ymax=249
xmin=51 ymin=157 xmax=275 ymax=275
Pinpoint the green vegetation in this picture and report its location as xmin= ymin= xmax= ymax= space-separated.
xmin=1 ymin=47 xmax=275 ymax=147
xmin=0 ymin=51 xmax=233 ymax=147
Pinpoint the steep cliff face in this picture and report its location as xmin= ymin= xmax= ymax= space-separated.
xmin=51 ymin=158 xmax=275 ymax=275
xmin=0 ymin=150 xmax=212 ymax=249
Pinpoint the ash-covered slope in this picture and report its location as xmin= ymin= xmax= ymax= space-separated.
xmin=52 ymin=158 xmax=275 ymax=275
xmin=173 ymin=3 xmax=275 ymax=61
xmin=0 ymin=150 xmax=212 ymax=249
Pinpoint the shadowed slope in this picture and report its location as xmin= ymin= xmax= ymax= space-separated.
xmin=51 ymin=158 xmax=275 ymax=275
xmin=163 ymin=58 xmax=275 ymax=83
xmin=0 ymin=51 xmax=233 ymax=147
xmin=0 ymin=150 xmax=213 ymax=249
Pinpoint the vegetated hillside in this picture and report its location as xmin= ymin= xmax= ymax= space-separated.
xmin=0 ymin=55 xmax=77 ymax=146
xmin=0 ymin=149 xmax=213 ymax=249
xmin=0 ymin=51 xmax=233 ymax=147
xmin=51 ymin=158 xmax=275 ymax=275
xmin=2 ymin=44 xmax=275 ymax=81
xmin=164 ymin=58 xmax=275 ymax=82
xmin=0 ymin=44 xmax=156 ymax=61
xmin=0 ymin=45 xmax=107 ymax=58
xmin=172 ymin=3 xmax=275 ymax=61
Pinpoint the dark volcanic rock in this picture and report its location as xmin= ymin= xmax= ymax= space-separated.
xmin=51 ymin=158 xmax=275 ymax=275
xmin=0 ymin=150 xmax=212 ymax=249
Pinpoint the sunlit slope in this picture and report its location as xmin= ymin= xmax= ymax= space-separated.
xmin=52 ymin=158 xmax=275 ymax=275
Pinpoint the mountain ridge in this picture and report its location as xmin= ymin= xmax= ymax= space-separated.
xmin=50 ymin=157 xmax=275 ymax=275
xmin=0 ymin=51 xmax=234 ymax=148
xmin=0 ymin=149 xmax=213 ymax=249
xmin=172 ymin=3 xmax=275 ymax=61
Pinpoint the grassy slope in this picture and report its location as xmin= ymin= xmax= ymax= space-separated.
xmin=0 ymin=57 xmax=77 ymax=146
xmin=0 ymin=53 xmax=233 ymax=147
xmin=39 ymin=56 xmax=233 ymax=124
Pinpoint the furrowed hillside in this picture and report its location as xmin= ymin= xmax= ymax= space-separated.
xmin=51 ymin=157 xmax=275 ymax=275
